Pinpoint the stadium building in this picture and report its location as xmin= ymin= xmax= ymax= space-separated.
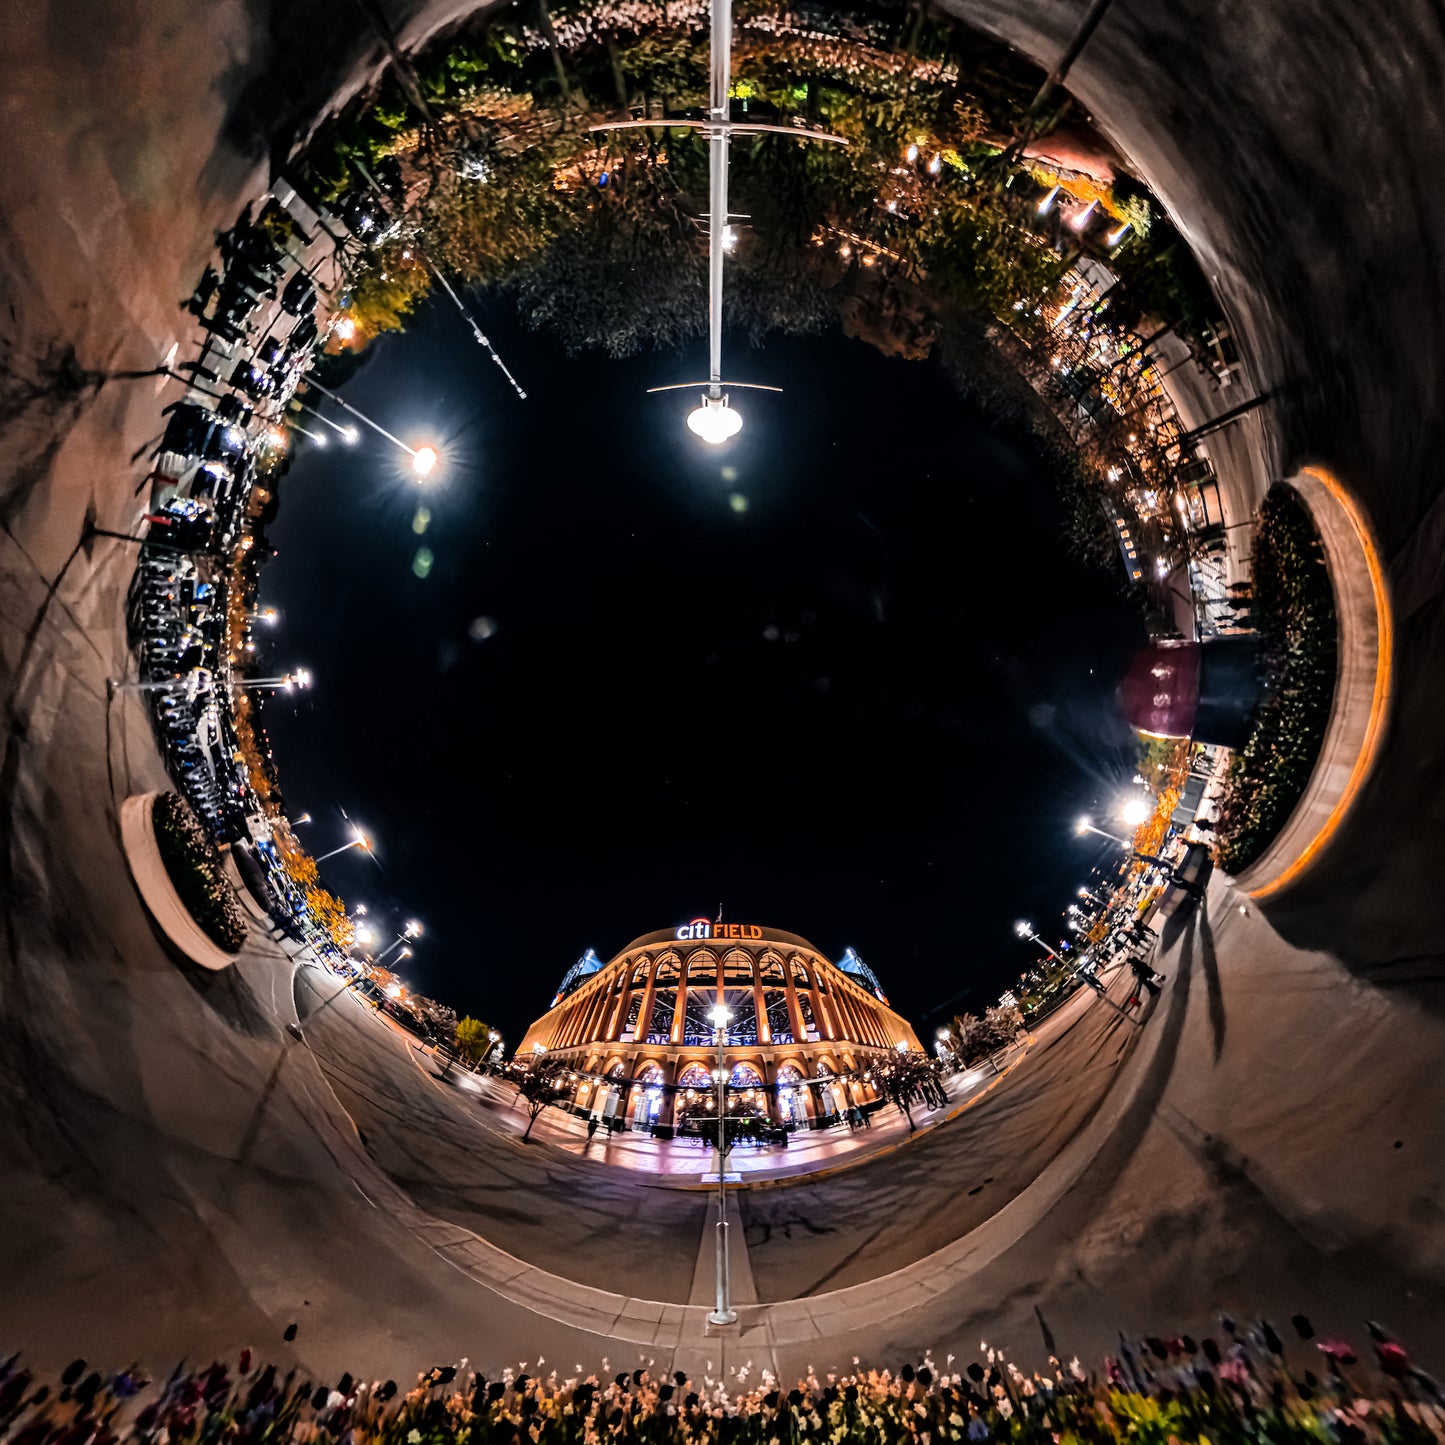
xmin=515 ymin=921 xmax=924 ymax=1132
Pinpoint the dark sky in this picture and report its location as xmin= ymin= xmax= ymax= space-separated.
xmin=262 ymin=299 xmax=1145 ymax=1042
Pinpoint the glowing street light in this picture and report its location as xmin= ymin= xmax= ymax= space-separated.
xmin=239 ymin=669 xmax=312 ymax=692
xmin=315 ymin=831 xmax=372 ymax=863
xmin=1014 ymin=919 xmax=1063 ymax=963
xmin=1076 ymin=814 xmax=1132 ymax=848
xmin=686 ymin=396 xmax=744 ymax=445
xmin=1121 ymin=796 xmax=1152 ymax=827
xmin=303 ymin=378 xmax=441 ymax=479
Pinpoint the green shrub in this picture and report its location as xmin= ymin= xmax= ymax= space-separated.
xmin=1213 ymin=487 xmax=1338 ymax=872
xmin=152 ymin=793 xmax=248 ymax=953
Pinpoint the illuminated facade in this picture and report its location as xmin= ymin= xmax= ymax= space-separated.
xmin=516 ymin=922 xmax=924 ymax=1131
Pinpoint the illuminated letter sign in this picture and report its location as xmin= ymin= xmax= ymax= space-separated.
xmin=676 ymin=919 xmax=764 ymax=940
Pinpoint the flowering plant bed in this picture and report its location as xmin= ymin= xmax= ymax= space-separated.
xmin=1214 ymin=486 xmax=1339 ymax=873
xmin=151 ymin=792 xmax=248 ymax=953
xmin=5 ymin=1317 xmax=1441 ymax=1445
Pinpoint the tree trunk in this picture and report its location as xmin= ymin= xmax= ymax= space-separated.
xmin=606 ymin=36 xmax=628 ymax=111
xmin=536 ymin=0 xmax=571 ymax=102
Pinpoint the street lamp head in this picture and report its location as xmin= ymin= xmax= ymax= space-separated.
xmin=294 ymin=813 xmax=312 ymax=825
xmin=412 ymin=445 xmax=439 ymax=478
xmin=1014 ymin=920 xmax=1033 ymax=938
xmin=686 ymin=394 xmax=744 ymax=445
xmin=398 ymin=947 xmax=412 ymax=960
xmin=404 ymin=920 xmax=423 ymax=938
xmin=334 ymin=316 xmax=356 ymax=341
xmin=1121 ymin=797 xmax=1151 ymax=827
xmin=1075 ymin=815 xmax=1092 ymax=835
xmin=707 ymin=1003 xmax=732 ymax=1029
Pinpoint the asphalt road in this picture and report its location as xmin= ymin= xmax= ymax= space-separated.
xmin=2 ymin=0 xmax=1445 ymax=1386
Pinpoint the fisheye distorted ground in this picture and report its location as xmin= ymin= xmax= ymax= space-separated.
xmin=2 ymin=0 xmax=1445 ymax=1395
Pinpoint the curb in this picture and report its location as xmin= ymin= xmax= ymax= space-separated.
xmin=119 ymin=792 xmax=239 ymax=971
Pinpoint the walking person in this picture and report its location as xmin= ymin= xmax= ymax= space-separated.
xmin=1129 ymin=955 xmax=1163 ymax=997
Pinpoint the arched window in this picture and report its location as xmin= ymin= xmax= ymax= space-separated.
xmin=681 ymin=989 xmax=718 ymax=1045
xmin=687 ymin=950 xmax=718 ymax=983
xmin=796 ymin=990 xmax=816 ymax=1034
xmin=677 ymin=1063 xmax=713 ymax=1088
xmin=631 ymin=959 xmax=651 ymax=986
xmin=729 ymin=1062 xmax=764 ymax=1087
xmin=635 ymin=1062 xmax=665 ymax=1084
xmin=722 ymin=949 xmax=754 ymax=985
xmin=654 ymin=956 xmax=680 ymax=984
xmin=776 ymin=1063 xmax=805 ymax=1084
xmin=789 ymin=957 xmax=811 ymax=988
xmin=763 ymin=990 xmax=793 ymax=1043
xmin=646 ymin=990 xmax=675 ymax=1044
xmin=722 ymin=989 xmax=758 ymax=1044
xmin=759 ymin=954 xmax=785 ymax=984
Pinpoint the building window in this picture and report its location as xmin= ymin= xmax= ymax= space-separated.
xmin=621 ymin=991 xmax=644 ymax=1038
xmin=797 ymin=991 xmax=816 ymax=1033
xmin=763 ymin=989 xmax=792 ymax=1043
xmin=722 ymin=988 xmax=758 ymax=1045
xmin=722 ymin=949 xmax=753 ymax=985
xmin=646 ymin=990 xmax=675 ymax=1044
xmin=729 ymin=1062 xmax=763 ymax=1087
xmin=759 ymin=954 xmax=785 ymax=984
xmin=681 ymin=989 xmax=717 ymax=1046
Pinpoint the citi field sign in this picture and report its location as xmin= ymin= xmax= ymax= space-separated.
xmin=676 ymin=917 xmax=764 ymax=941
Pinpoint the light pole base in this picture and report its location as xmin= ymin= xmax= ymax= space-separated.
xmin=706 ymin=1309 xmax=739 ymax=1328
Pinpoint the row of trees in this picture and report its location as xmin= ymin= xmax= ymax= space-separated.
xmin=941 ymin=1003 xmax=1025 ymax=1063
xmin=300 ymin=0 xmax=1207 ymax=369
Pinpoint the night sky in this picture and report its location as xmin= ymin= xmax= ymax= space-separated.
xmin=262 ymin=299 xmax=1145 ymax=1042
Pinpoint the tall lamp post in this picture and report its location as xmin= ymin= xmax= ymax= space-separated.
xmin=1075 ymin=814 xmax=1133 ymax=848
xmin=706 ymin=1001 xmax=736 ymax=1326
xmin=1014 ymin=919 xmax=1064 ymax=963
xmin=591 ymin=0 xmax=844 ymax=443
xmin=315 ymin=831 xmax=371 ymax=863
